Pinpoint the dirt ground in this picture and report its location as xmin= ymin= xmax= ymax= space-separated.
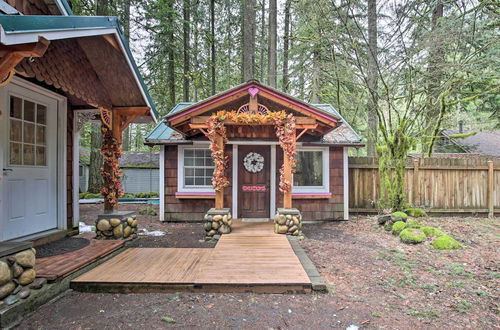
xmin=18 ymin=204 xmax=499 ymax=329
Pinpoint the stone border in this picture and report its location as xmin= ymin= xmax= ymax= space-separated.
xmin=274 ymin=208 xmax=302 ymax=235
xmin=95 ymin=212 xmax=138 ymax=240
xmin=287 ymin=237 xmax=327 ymax=292
xmin=203 ymin=208 xmax=232 ymax=240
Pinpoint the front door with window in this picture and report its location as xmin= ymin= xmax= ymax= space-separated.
xmin=238 ymin=145 xmax=270 ymax=219
xmin=1 ymin=83 xmax=58 ymax=240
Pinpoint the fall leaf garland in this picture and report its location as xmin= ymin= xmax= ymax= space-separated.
xmin=100 ymin=125 xmax=124 ymax=207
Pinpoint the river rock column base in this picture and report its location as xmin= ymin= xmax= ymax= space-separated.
xmin=95 ymin=211 xmax=138 ymax=240
xmin=274 ymin=208 xmax=302 ymax=236
xmin=204 ymin=208 xmax=232 ymax=240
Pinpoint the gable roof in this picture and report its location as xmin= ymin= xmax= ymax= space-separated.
xmin=441 ymin=130 xmax=500 ymax=156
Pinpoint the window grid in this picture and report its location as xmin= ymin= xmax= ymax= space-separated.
xmin=293 ymin=150 xmax=324 ymax=188
xmin=183 ymin=148 xmax=214 ymax=187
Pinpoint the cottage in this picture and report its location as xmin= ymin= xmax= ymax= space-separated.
xmin=146 ymin=81 xmax=362 ymax=228
xmin=0 ymin=1 xmax=156 ymax=242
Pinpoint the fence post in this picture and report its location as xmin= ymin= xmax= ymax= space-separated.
xmin=487 ymin=160 xmax=494 ymax=218
xmin=412 ymin=158 xmax=420 ymax=206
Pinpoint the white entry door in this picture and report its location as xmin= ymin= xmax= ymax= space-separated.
xmin=1 ymin=83 xmax=58 ymax=240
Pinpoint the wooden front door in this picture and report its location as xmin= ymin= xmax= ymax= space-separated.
xmin=238 ymin=145 xmax=270 ymax=219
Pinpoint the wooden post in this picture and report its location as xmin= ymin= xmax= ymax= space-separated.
xmin=487 ymin=160 xmax=494 ymax=218
xmin=412 ymin=158 xmax=420 ymax=206
xmin=215 ymin=133 xmax=224 ymax=209
xmin=283 ymin=149 xmax=292 ymax=209
xmin=103 ymin=110 xmax=123 ymax=211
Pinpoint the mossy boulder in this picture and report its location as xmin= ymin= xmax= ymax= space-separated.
xmin=384 ymin=223 xmax=393 ymax=231
xmin=391 ymin=221 xmax=407 ymax=235
xmin=404 ymin=208 xmax=428 ymax=218
xmin=406 ymin=219 xmax=421 ymax=229
xmin=432 ymin=235 xmax=461 ymax=250
xmin=391 ymin=211 xmax=408 ymax=222
xmin=421 ymin=226 xmax=445 ymax=238
xmin=399 ymin=228 xmax=426 ymax=244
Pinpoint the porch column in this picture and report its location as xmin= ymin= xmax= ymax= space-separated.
xmin=215 ymin=133 xmax=224 ymax=209
xmin=283 ymin=151 xmax=292 ymax=208
xmin=103 ymin=109 xmax=123 ymax=211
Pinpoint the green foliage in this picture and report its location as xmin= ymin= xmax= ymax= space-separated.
xmin=384 ymin=223 xmax=393 ymax=231
xmin=139 ymin=207 xmax=158 ymax=216
xmin=392 ymin=211 xmax=408 ymax=220
xmin=161 ymin=316 xmax=176 ymax=323
xmin=455 ymin=300 xmax=472 ymax=313
xmin=449 ymin=131 xmax=477 ymax=139
xmin=432 ymin=235 xmax=461 ymax=250
xmin=421 ymin=226 xmax=445 ymax=238
xmin=391 ymin=221 xmax=407 ymax=235
xmin=399 ymin=228 xmax=427 ymax=244
xmin=134 ymin=192 xmax=160 ymax=198
xmin=79 ymin=192 xmax=102 ymax=199
xmin=404 ymin=208 xmax=427 ymax=218
xmin=406 ymin=219 xmax=421 ymax=229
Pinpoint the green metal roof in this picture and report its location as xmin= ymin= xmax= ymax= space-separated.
xmin=0 ymin=15 xmax=158 ymax=120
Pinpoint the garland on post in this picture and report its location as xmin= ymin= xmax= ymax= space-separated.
xmin=206 ymin=110 xmax=296 ymax=193
xmin=100 ymin=125 xmax=124 ymax=208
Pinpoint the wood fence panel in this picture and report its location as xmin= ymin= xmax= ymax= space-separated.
xmin=349 ymin=156 xmax=500 ymax=214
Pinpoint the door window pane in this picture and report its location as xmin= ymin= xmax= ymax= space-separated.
xmin=24 ymin=122 xmax=35 ymax=144
xmin=36 ymin=125 xmax=46 ymax=145
xmin=10 ymin=120 xmax=22 ymax=142
xmin=9 ymin=143 xmax=22 ymax=165
xmin=293 ymin=151 xmax=323 ymax=187
xmin=37 ymin=105 xmax=47 ymax=124
xmin=23 ymin=145 xmax=35 ymax=165
xmin=36 ymin=146 xmax=46 ymax=166
xmin=24 ymin=101 xmax=35 ymax=122
xmin=10 ymin=96 xmax=22 ymax=119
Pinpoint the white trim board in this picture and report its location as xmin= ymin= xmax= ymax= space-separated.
xmin=159 ymin=145 xmax=165 ymax=221
xmin=343 ymin=147 xmax=349 ymax=220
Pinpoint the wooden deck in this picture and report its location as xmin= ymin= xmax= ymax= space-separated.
xmin=71 ymin=220 xmax=312 ymax=293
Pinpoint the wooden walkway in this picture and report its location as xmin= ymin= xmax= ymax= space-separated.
xmin=71 ymin=220 xmax=312 ymax=293
xmin=36 ymin=239 xmax=124 ymax=281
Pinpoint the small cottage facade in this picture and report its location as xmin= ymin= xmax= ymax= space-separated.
xmin=146 ymin=81 xmax=362 ymax=222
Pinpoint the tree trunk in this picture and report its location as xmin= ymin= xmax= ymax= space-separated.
xmin=366 ymin=0 xmax=378 ymax=156
xmin=87 ymin=123 xmax=103 ymax=193
xmin=259 ymin=0 xmax=265 ymax=81
xmin=267 ymin=0 xmax=277 ymax=87
xmin=183 ymin=0 xmax=191 ymax=101
xmin=282 ymin=0 xmax=291 ymax=92
xmin=121 ymin=0 xmax=131 ymax=151
xmin=242 ymin=0 xmax=256 ymax=82
xmin=167 ymin=0 xmax=176 ymax=108
xmin=311 ymin=49 xmax=320 ymax=103
xmin=96 ymin=0 xmax=108 ymax=15
xmin=210 ymin=0 xmax=216 ymax=94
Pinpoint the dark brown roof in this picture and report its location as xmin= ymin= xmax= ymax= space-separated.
xmin=442 ymin=130 xmax=500 ymax=157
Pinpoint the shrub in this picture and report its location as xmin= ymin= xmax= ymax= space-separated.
xmin=406 ymin=219 xmax=421 ymax=228
xmin=405 ymin=208 xmax=428 ymax=217
xmin=421 ymin=226 xmax=445 ymax=238
xmin=392 ymin=221 xmax=407 ymax=235
xmin=432 ymin=235 xmax=461 ymax=250
xmin=399 ymin=228 xmax=427 ymax=244
xmin=384 ymin=223 xmax=393 ymax=231
xmin=391 ymin=211 xmax=408 ymax=221
xmin=79 ymin=192 xmax=101 ymax=199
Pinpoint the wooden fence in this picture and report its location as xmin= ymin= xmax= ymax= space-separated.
xmin=348 ymin=157 xmax=500 ymax=215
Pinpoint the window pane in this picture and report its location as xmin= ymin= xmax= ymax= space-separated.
xmin=194 ymin=157 xmax=204 ymax=166
xmin=24 ymin=122 xmax=35 ymax=144
xmin=195 ymin=177 xmax=205 ymax=185
xmin=9 ymin=143 xmax=22 ymax=165
xmin=10 ymin=96 xmax=22 ymax=119
xmin=23 ymin=145 xmax=35 ymax=165
xmin=205 ymin=178 xmax=212 ymax=186
xmin=205 ymin=156 xmax=214 ymax=166
xmin=294 ymin=151 xmax=323 ymax=186
xmin=205 ymin=168 xmax=213 ymax=177
xmin=24 ymin=101 xmax=35 ymax=122
xmin=185 ymin=168 xmax=194 ymax=176
xmin=185 ymin=157 xmax=194 ymax=166
xmin=36 ymin=146 xmax=46 ymax=166
xmin=10 ymin=119 xmax=22 ymax=142
xmin=36 ymin=125 xmax=46 ymax=145
xmin=184 ymin=177 xmax=194 ymax=186
xmin=37 ymin=105 xmax=47 ymax=124
xmin=194 ymin=149 xmax=204 ymax=158
xmin=185 ymin=149 xmax=194 ymax=157
xmin=195 ymin=168 xmax=204 ymax=177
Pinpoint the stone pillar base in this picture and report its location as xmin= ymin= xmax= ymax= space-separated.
xmin=95 ymin=211 xmax=138 ymax=240
xmin=204 ymin=208 xmax=232 ymax=240
xmin=274 ymin=208 xmax=302 ymax=236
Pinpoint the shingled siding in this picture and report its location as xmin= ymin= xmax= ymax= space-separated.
xmin=163 ymin=145 xmax=233 ymax=221
xmin=276 ymin=147 xmax=344 ymax=221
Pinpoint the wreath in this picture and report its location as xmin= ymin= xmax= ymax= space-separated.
xmin=243 ymin=152 xmax=264 ymax=173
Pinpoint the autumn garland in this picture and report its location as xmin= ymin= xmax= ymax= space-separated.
xmin=207 ymin=110 xmax=296 ymax=193
xmin=100 ymin=125 xmax=124 ymax=207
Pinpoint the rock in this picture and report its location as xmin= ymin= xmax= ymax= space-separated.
xmin=4 ymin=295 xmax=19 ymax=305
xmin=109 ymin=218 xmax=121 ymax=227
xmin=292 ymin=216 xmax=300 ymax=225
xmin=113 ymin=224 xmax=123 ymax=238
xmin=286 ymin=214 xmax=292 ymax=220
xmin=277 ymin=215 xmax=286 ymax=225
xmin=213 ymin=234 xmax=221 ymax=240
xmin=203 ymin=222 xmax=212 ymax=231
xmin=131 ymin=220 xmax=138 ymax=228
xmin=292 ymin=230 xmax=299 ymax=236
xmin=0 ymin=261 xmax=12 ymax=285
xmin=18 ymin=269 xmax=36 ymax=285
xmin=102 ymin=230 xmax=113 ymax=237
xmin=289 ymin=225 xmax=298 ymax=233
xmin=6 ymin=257 xmax=16 ymax=265
xmin=277 ymin=225 xmax=288 ymax=234
xmin=206 ymin=215 xmax=212 ymax=221
xmin=211 ymin=221 xmax=220 ymax=230
xmin=275 ymin=223 xmax=279 ymax=233
xmin=0 ymin=281 xmax=16 ymax=299
xmin=127 ymin=217 xmax=134 ymax=225
xmin=123 ymin=226 xmax=132 ymax=238
xmin=14 ymin=250 xmax=36 ymax=268
xmin=13 ymin=285 xmax=22 ymax=295
xmin=228 ymin=213 xmax=232 ymax=220
xmin=97 ymin=219 xmax=111 ymax=231
xmin=222 ymin=215 xmax=229 ymax=224
xmin=228 ymin=219 xmax=233 ymax=227
xmin=207 ymin=230 xmax=216 ymax=236
xmin=12 ymin=263 xmax=24 ymax=278
xmin=29 ymin=278 xmax=47 ymax=290
xmin=219 ymin=224 xmax=231 ymax=234
xmin=18 ymin=288 xmax=30 ymax=299
xmin=213 ymin=215 xmax=223 ymax=221
xmin=377 ymin=214 xmax=392 ymax=225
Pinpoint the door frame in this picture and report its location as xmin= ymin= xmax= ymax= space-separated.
xmin=230 ymin=142 xmax=276 ymax=219
xmin=0 ymin=77 xmax=67 ymax=241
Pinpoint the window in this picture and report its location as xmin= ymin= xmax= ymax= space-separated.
xmin=9 ymin=96 xmax=47 ymax=166
xmin=178 ymin=146 xmax=215 ymax=192
xmin=293 ymin=148 xmax=329 ymax=193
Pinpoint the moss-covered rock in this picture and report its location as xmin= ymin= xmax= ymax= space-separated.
xmin=421 ymin=226 xmax=445 ymax=238
xmin=405 ymin=208 xmax=428 ymax=218
xmin=391 ymin=221 xmax=407 ymax=235
xmin=391 ymin=211 xmax=408 ymax=222
xmin=399 ymin=228 xmax=426 ymax=244
xmin=384 ymin=223 xmax=393 ymax=231
xmin=406 ymin=219 xmax=421 ymax=228
xmin=432 ymin=235 xmax=461 ymax=250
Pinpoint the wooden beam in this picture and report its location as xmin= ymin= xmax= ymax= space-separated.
xmin=283 ymin=151 xmax=292 ymax=209
xmin=113 ymin=107 xmax=150 ymax=116
xmin=295 ymin=128 xmax=308 ymax=141
xmin=215 ymin=133 xmax=224 ymax=209
xmin=249 ymin=94 xmax=258 ymax=114
xmin=120 ymin=113 xmax=141 ymax=131
xmin=0 ymin=37 xmax=50 ymax=81
xmin=112 ymin=109 xmax=122 ymax=144
xmin=102 ymin=35 xmax=121 ymax=52
xmin=189 ymin=122 xmax=317 ymax=131
xmin=191 ymin=116 xmax=317 ymax=125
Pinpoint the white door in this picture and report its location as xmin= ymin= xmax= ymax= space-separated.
xmin=1 ymin=83 xmax=58 ymax=240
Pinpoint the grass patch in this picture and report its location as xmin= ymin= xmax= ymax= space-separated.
xmin=474 ymin=289 xmax=490 ymax=297
xmin=371 ymin=312 xmax=382 ymax=318
xmin=421 ymin=283 xmax=439 ymax=293
xmin=456 ymin=300 xmax=472 ymax=313
xmin=446 ymin=264 xmax=475 ymax=278
xmin=161 ymin=316 xmax=176 ymax=323
xmin=405 ymin=308 xmax=440 ymax=319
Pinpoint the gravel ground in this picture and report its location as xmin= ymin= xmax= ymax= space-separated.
xmin=17 ymin=205 xmax=499 ymax=329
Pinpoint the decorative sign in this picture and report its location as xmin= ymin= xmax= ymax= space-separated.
xmin=243 ymin=152 xmax=264 ymax=173
xmin=242 ymin=185 xmax=267 ymax=192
